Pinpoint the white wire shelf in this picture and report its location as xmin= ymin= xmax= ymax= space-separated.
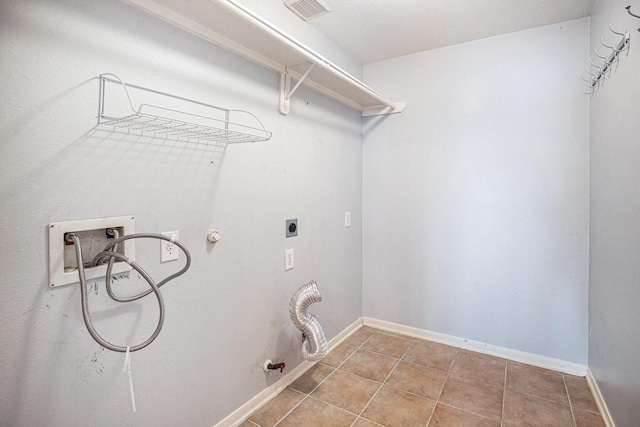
xmin=98 ymin=73 xmax=272 ymax=145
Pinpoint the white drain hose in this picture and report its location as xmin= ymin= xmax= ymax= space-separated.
xmin=289 ymin=281 xmax=328 ymax=361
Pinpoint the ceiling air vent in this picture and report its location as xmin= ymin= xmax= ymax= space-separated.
xmin=283 ymin=0 xmax=332 ymax=21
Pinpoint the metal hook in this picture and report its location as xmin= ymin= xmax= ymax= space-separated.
xmin=581 ymin=77 xmax=597 ymax=91
xmin=625 ymin=6 xmax=640 ymax=32
xmin=589 ymin=58 xmax=604 ymax=73
xmin=593 ymin=49 xmax=614 ymax=75
xmin=594 ymin=49 xmax=609 ymax=61
xmin=600 ymin=37 xmax=626 ymax=53
xmin=582 ymin=77 xmax=597 ymax=91
xmin=626 ymin=5 xmax=640 ymax=19
xmin=609 ymin=24 xmax=640 ymax=53
xmin=584 ymin=66 xmax=597 ymax=77
xmin=600 ymin=38 xmax=615 ymax=50
xmin=609 ymin=23 xmax=626 ymax=37
xmin=583 ymin=80 xmax=596 ymax=94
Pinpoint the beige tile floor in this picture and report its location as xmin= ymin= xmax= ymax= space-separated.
xmin=241 ymin=326 xmax=605 ymax=427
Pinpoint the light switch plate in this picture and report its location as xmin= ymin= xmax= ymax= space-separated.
xmin=285 ymin=248 xmax=294 ymax=270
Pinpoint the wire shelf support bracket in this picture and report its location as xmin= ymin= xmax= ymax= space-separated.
xmin=98 ymin=73 xmax=272 ymax=145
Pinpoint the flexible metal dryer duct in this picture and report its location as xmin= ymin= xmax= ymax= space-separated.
xmin=289 ymin=281 xmax=328 ymax=361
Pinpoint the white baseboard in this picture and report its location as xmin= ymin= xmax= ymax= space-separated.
xmin=213 ymin=317 xmax=363 ymax=427
xmin=586 ymin=367 xmax=615 ymax=427
xmin=362 ymin=317 xmax=587 ymax=376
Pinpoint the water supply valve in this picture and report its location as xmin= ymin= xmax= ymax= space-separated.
xmin=263 ymin=360 xmax=285 ymax=373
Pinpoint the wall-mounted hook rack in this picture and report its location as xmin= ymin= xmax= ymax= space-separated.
xmin=581 ymin=24 xmax=630 ymax=94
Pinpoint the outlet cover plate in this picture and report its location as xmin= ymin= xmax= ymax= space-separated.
xmin=161 ymin=231 xmax=179 ymax=262
xmin=286 ymin=218 xmax=298 ymax=238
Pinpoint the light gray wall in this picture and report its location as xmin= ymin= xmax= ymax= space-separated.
xmin=362 ymin=19 xmax=590 ymax=363
xmin=588 ymin=0 xmax=640 ymax=425
xmin=0 ymin=1 xmax=363 ymax=425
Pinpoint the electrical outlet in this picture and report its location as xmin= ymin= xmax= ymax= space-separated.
xmin=161 ymin=231 xmax=179 ymax=262
xmin=286 ymin=218 xmax=298 ymax=238
xmin=285 ymin=248 xmax=294 ymax=270
xmin=345 ymin=211 xmax=351 ymax=227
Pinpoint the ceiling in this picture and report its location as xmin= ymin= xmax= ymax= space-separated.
xmin=302 ymin=0 xmax=596 ymax=64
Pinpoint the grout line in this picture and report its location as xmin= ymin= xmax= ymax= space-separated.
xmin=504 ymin=361 xmax=577 ymax=408
xmin=563 ymin=373 xmax=578 ymax=427
xmin=269 ymin=389 xmax=308 ymax=427
xmin=307 ymin=394 xmax=364 ymax=418
xmin=276 ymin=394 xmax=365 ymax=425
xmin=506 ymin=388 xmax=574 ymax=408
xmin=351 ymin=347 xmax=402 ymax=362
xmin=382 ymin=385 xmax=433 ymax=401
xmin=500 ymin=361 xmax=508 ymax=427
xmin=303 ymin=365 xmax=337 ymax=396
xmin=349 ymin=331 xmax=414 ymax=426
xmin=334 ymin=330 xmax=372 ymax=370
xmin=270 ymin=332 xmax=369 ymax=427
xmin=347 ymin=377 xmax=387 ymax=421
xmin=393 ymin=357 xmax=450 ymax=373
xmin=306 ymin=327 xmax=373 ymax=392
xmin=425 ymin=347 xmax=459 ymax=426
xmin=431 ymin=350 xmax=514 ymax=425
xmin=273 ymin=327 xmax=375 ymax=427
xmin=353 ymin=418 xmax=386 ymax=427
xmin=507 ymin=387 xmax=574 ymax=407
xmin=435 ymin=402 xmax=503 ymax=424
